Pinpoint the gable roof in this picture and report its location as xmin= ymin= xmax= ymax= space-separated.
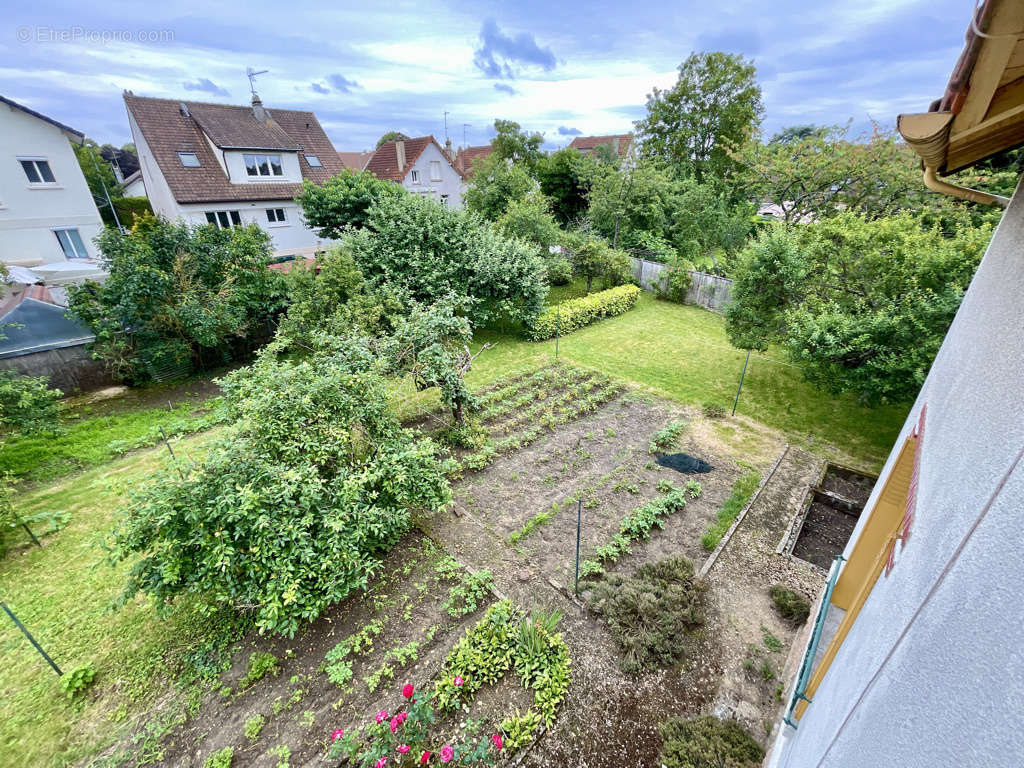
xmin=0 ymin=94 xmax=84 ymax=143
xmin=454 ymin=144 xmax=493 ymax=177
xmin=366 ymin=136 xmax=463 ymax=181
xmin=336 ymin=150 xmax=373 ymax=171
xmin=123 ymin=92 xmax=346 ymax=204
xmin=122 ymin=169 xmax=142 ymax=185
xmin=568 ymin=134 xmax=633 ymax=157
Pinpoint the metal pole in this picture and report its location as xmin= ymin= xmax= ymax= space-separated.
xmin=555 ymin=306 xmax=560 ymax=360
xmin=732 ymin=349 xmax=751 ymax=416
xmin=159 ymin=427 xmax=184 ymax=480
xmin=13 ymin=512 xmax=41 ymax=548
xmin=87 ymin=145 xmax=122 ymax=231
xmin=1 ymin=602 xmax=62 ymax=676
xmin=574 ymin=499 xmax=582 ymax=595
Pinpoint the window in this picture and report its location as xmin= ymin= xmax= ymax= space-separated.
xmin=205 ymin=210 xmax=242 ymax=229
xmin=430 ymin=160 xmax=442 ymax=181
xmin=266 ymin=208 xmax=287 ymax=223
xmin=178 ymin=152 xmax=201 ymax=167
xmin=440 ymin=194 xmax=449 ymax=208
xmin=304 ymin=154 xmax=322 ymax=168
xmin=20 ymin=158 xmax=56 ymax=184
xmin=410 ymin=169 xmax=420 ymax=184
xmin=243 ymin=153 xmax=284 ymax=177
xmin=54 ymin=228 xmax=88 ymax=259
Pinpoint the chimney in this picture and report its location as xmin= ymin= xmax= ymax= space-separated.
xmin=395 ymin=140 xmax=406 ymax=172
xmin=444 ymin=137 xmax=454 ymax=162
xmin=612 ymin=137 xmax=619 ymax=155
xmin=252 ymin=94 xmax=267 ymax=122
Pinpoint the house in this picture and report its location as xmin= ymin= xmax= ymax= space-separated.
xmin=768 ymin=2 xmax=1024 ymax=765
xmin=121 ymin=169 xmax=146 ymax=197
xmin=123 ymin=92 xmax=346 ymax=259
xmin=0 ymin=95 xmax=105 ymax=268
xmin=336 ymin=151 xmax=373 ymax=171
xmin=568 ymin=133 xmax=632 ymax=159
xmin=453 ymin=144 xmax=493 ymax=178
xmin=365 ymin=136 xmax=465 ymax=207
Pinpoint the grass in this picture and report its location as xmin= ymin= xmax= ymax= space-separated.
xmin=701 ymin=471 xmax=762 ymax=551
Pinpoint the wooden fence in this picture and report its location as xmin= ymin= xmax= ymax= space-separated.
xmin=628 ymin=257 xmax=734 ymax=313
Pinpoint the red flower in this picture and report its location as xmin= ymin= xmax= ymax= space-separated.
xmin=376 ymin=710 xmax=389 ymax=724
xmin=453 ymin=676 xmax=464 ymax=687
xmin=420 ymin=752 xmax=431 ymax=764
xmin=331 ymin=728 xmax=344 ymax=741
xmin=389 ymin=716 xmax=400 ymax=733
xmin=398 ymin=745 xmax=411 ymax=754
xmin=490 ymin=733 xmax=503 ymax=751
xmin=396 ymin=712 xmax=407 ymax=725
xmin=375 ymin=758 xmax=388 ymax=768
xmin=402 ymin=683 xmax=415 ymax=699
xmin=440 ymin=744 xmax=454 ymax=763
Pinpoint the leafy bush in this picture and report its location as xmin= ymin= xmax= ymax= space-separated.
xmin=565 ymin=234 xmax=632 ymax=292
xmin=109 ymin=348 xmax=450 ymax=636
xmin=527 ymin=284 xmax=641 ymax=341
xmin=0 ymin=372 xmax=62 ymax=433
xmin=203 ymin=747 xmax=234 ymax=768
xmin=495 ymin=192 xmax=562 ymax=256
xmin=111 ymin=195 xmax=153 ymax=227
xmin=589 ymin=558 xmax=707 ymax=672
xmin=702 ymin=471 xmax=760 ymax=551
xmin=649 ymin=420 xmax=688 ymax=452
xmin=659 ymin=264 xmax=693 ymax=304
xmin=244 ymin=713 xmax=265 ymax=740
xmin=60 ymin=662 xmax=97 ymax=700
xmin=658 ymin=715 xmax=764 ymax=768
xmin=239 ymin=651 xmax=279 ymax=689
xmin=770 ymin=584 xmax=811 ymax=625
xmin=297 ymin=169 xmax=404 ymax=237
xmin=545 ymin=256 xmax=573 ymax=286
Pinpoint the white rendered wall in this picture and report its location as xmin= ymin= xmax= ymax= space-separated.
xmin=771 ymin=178 xmax=1024 ymax=767
xmin=0 ymin=104 xmax=104 ymax=265
xmin=178 ymin=200 xmax=331 ymax=255
xmin=401 ymin=142 xmax=465 ymax=208
xmin=221 ymin=150 xmax=301 ymax=184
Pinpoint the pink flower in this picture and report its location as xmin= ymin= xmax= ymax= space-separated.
xmin=398 ymin=745 xmax=411 ymax=754
xmin=420 ymin=752 xmax=431 ymax=764
xmin=376 ymin=711 xmax=389 ymax=724
xmin=440 ymin=744 xmax=454 ymax=763
xmin=453 ymin=676 xmax=464 ymax=687
xmin=490 ymin=733 xmax=503 ymax=751
xmin=402 ymin=683 xmax=415 ymax=699
xmin=389 ymin=716 xmax=400 ymax=733
xmin=395 ymin=712 xmax=408 ymax=725
xmin=331 ymin=728 xmax=344 ymax=741
xmin=375 ymin=758 xmax=388 ymax=768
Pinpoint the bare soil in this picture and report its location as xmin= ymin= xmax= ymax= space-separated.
xmin=818 ymin=466 xmax=874 ymax=507
xmin=792 ymin=498 xmax=859 ymax=569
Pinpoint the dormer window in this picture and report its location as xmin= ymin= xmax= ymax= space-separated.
xmin=178 ymin=152 xmax=201 ymax=167
xmin=304 ymin=154 xmax=322 ymax=168
xmin=20 ymin=158 xmax=56 ymax=184
xmin=244 ymin=153 xmax=283 ymax=177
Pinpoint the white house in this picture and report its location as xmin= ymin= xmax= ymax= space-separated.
xmin=768 ymin=2 xmax=1024 ymax=765
xmin=121 ymin=169 xmax=146 ymax=198
xmin=0 ymin=95 xmax=105 ymax=267
xmin=123 ymin=91 xmax=346 ymax=258
xmin=365 ymin=137 xmax=466 ymax=207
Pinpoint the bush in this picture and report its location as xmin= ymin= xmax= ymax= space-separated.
xmin=59 ymin=662 xmax=96 ymax=700
xmin=527 ymin=284 xmax=640 ymax=341
xmin=111 ymin=195 xmax=153 ymax=227
xmin=545 ymin=256 xmax=573 ymax=286
xmin=0 ymin=372 xmax=62 ymax=433
xmin=589 ymin=557 xmax=707 ymax=673
xmin=659 ymin=715 xmax=764 ymax=768
xmin=203 ymin=747 xmax=234 ymax=768
xmin=297 ymin=169 xmax=404 ymax=237
xmin=770 ymin=584 xmax=811 ymax=625
xmin=659 ymin=264 xmax=693 ymax=303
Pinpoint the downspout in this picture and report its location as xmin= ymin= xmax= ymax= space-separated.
xmin=923 ymin=166 xmax=1009 ymax=208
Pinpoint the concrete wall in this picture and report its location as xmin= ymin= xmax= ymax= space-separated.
xmin=770 ymin=179 xmax=1024 ymax=766
xmin=0 ymin=343 xmax=112 ymax=392
xmin=0 ymin=103 xmax=104 ymax=265
xmin=402 ymin=142 xmax=465 ymax=208
xmin=628 ymin=257 xmax=734 ymax=313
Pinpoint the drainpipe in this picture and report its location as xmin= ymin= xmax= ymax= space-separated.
xmin=923 ymin=166 xmax=1009 ymax=208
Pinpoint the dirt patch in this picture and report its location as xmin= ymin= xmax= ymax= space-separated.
xmin=818 ymin=465 xmax=875 ymax=506
xmin=792 ymin=497 xmax=859 ymax=569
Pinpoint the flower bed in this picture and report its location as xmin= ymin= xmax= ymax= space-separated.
xmin=527 ymin=284 xmax=641 ymax=341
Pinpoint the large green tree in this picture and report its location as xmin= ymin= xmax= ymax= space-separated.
xmin=536 ymin=147 xmax=598 ymax=224
xmin=297 ymin=170 xmax=404 ymax=237
xmin=463 ymin=153 xmax=535 ymax=221
xmin=489 ymin=119 xmax=545 ymax=170
xmin=636 ymin=52 xmax=763 ymax=182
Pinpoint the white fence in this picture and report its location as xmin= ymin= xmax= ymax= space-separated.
xmin=628 ymin=257 xmax=734 ymax=313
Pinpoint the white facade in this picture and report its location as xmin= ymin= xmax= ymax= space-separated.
xmin=122 ymin=174 xmax=146 ymax=198
xmin=770 ymin=178 xmax=1024 ymax=766
xmin=0 ymin=100 xmax=104 ymax=266
xmin=400 ymin=141 xmax=465 ymax=208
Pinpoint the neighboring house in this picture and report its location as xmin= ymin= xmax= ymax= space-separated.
xmin=123 ymin=92 xmax=346 ymax=258
xmin=0 ymin=95 xmax=105 ymax=268
xmin=121 ymin=169 xmax=146 ymax=197
xmin=568 ymin=133 xmax=632 ymax=159
xmin=768 ymin=3 xmax=1024 ymax=766
xmin=453 ymin=144 xmax=493 ymax=178
xmin=336 ymin=150 xmax=373 ymax=171
xmin=365 ymin=136 xmax=465 ymax=207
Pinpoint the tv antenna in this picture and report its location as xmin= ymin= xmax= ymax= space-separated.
xmin=246 ymin=67 xmax=269 ymax=99
xmin=463 ymin=123 xmax=471 ymax=147
xmin=444 ymin=111 xmax=450 ymax=141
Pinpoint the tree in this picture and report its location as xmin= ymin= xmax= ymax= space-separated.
xmin=588 ymin=162 xmax=678 ymax=250
xmin=110 ymin=345 xmax=450 ymax=636
xmin=74 ymin=141 xmax=121 ymax=225
xmin=100 ymin=143 xmax=140 ymax=177
xmin=276 ymin=246 xmax=368 ymax=347
xmin=489 ymin=119 xmax=544 ymax=170
xmin=636 ymin=52 xmax=763 ymax=182
xmin=463 ymin=153 xmax=535 ymax=221
xmin=376 ymin=131 xmax=410 ymax=148
xmin=536 ymin=147 xmax=598 ymax=224
xmin=566 ymin=234 xmax=632 ymax=293
xmin=769 ymin=125 xmax=823 ymax=145
xmin=494 ymin=192 xmax=561 ymax=257
xmin=0 ymin=372 xmax=62 ymax=433
xmin=347 ymin=193 xmax=547 ymax=327
xmin=297 ymin=170 xmax=404 ymax=238
xmin=67 ymin=216 xmax=287 ymax=383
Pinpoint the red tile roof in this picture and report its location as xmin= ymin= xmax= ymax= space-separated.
xmin=365 ymin=136 xmax=463 ymax=181
xmin=453 ymin=145 xmax=493 ymax=177
xmin=336 ymin=151 xmax=373 ymax=171
xmin=123 ymin=93 xmax=346 ymax=204
xmin=568 ymin=134 xmax=633 ymax=157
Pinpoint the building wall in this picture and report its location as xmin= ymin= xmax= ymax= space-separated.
xmin=178 ymin=201 xmax=330 ymax=255
xmin=401 ymin=142 xmax=465 ymax=208
xmin=771 ymin=179 xmax=1024 ymax=766
xmin=0 ymin=103 xmax=104 ymax=265
xmin=0 ymin=343 xmax=112 ymax=392
xmin=122 ymin=177 xmax=146 ymax=197
xmin=221 ymin=149 xmax=302 ymax=184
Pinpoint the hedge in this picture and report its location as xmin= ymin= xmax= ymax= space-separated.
xmin=527 ymin=284 xmax=641 ymax=341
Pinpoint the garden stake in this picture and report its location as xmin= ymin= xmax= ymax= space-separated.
xmin=13 ymin=510 xmax=41 ymax=548
xmin=159 ymin=426 xmax=185 ymax=480
xmin=555 ymin=305 xmax=560 ymax=360
xmin=732 ymin=349 xmax=751 ymax=416
xmin=574 ymin=499 xmax=582 ymax=595
xmin=1 ymin=602 xmax=62 ymax=676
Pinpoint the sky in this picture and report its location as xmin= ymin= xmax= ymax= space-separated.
xmin=1 ymin=0 xmax=973 ymax=153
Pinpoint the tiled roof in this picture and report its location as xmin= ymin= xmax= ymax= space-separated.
xmin=366 ymin=136 xmax=451 ymax=181
xmin=454 ymin=145 xmax=493 ymax=177
xmin=336 ymin=150 xmax=373 ymax=171
xmin=123 ymin=93 xmax=346 ymax=204
xmin=568 ymin=134 xmax=633 ymax=157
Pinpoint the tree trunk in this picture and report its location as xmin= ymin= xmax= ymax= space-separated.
xmin=452 ymin=399 xmax=465 ymax=426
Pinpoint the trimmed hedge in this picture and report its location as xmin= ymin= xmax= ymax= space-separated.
xmin=528 ymin=284 xmax=640 ymax=340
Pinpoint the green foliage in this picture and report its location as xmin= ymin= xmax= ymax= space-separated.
xmin=376 ymin=131 xmax=409 ymax=148
xmin=564 ymin=234 xmax=632 ymax=292
xmin=636 ymin=52 xmax=763 ymax=182
xmin=109 ymin=349 xmax=450 ymax=636
xmin=463 ymin=153 xmax=535 ymax=221
xmin=443 ymin=569 xmax=494 ymax=617
xmin=500 ymin=709 xmax=542 ymax=751
xmin=296 ymin=169 xmax=403 ymax=237
xmin=67 ymin=216 xmax=287 ymax=383
xmin=536 ymin=147 xmax=598 ymax=224
xmin=0 ymin=372 xmax=62 ymax=433
xmin=59 ymin=662 xmax=97 ymax=700
xmin=701 ymin=402 xmax=726 ymax=419
xmin=527 ymin=284 xmax=640 ymax=341
xmin=649 ymin=420 xmax=688 ymax=452
xmin=762 ymin=627 xmax=782 ymax=653
xmin=73 ymin=141 xmax=120 ymax=222
xmin=489 ymin=119 xmax=545 ymax=170
xmin=509 ymin=502 xmax=558 ymax=544
xmin=545 ymin=256 xmax=573 ymax=286
xmin=770 ymin=584 xmax=811 ymax=625
xmin=589 ymin=557 xmax=707 ymax=672
xmin=203 ymin=747 xmax=234 ymax=768
xmin=348 ymin=193 xmax=547 ymax=328
xmin=276 ymin=247 xmax=367 ymax=347
xmin=268 ymin=743 xmax=290 ymax=768
xmin=111 ymin=196 xmax=153 ymax=228
xmin=495 ymin=192 xmax=562 ymax=257
xmin=239 ymin=652 xmax=279 ymax=689
xmin=702 ymin=471 xmax=761 ymax=550
xmin=658 ymin=715 xmax=764 ymax=768
xmin=244 ymin=713 xmax=265 ymax=740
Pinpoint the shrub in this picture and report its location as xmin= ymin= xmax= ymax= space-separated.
xmin=702 ymin=471 xmax=761 ymax=551
xmin=0 ymin=372 xmax=62 ymax=433
xmin=203 ymin=747 xmax=234 ymax=768
xmin=527 ymin=284 xmax=640 ymax=341
xmin=545 ymin=256 xmax=573 ymax=286
xmin=59 ymin=662 xmax=97 ymax=700
xmin=244 ymin=713 xmax=265 ymax=740
xmin=589 ymin=558 xmax=707 ymax=672
xmin=658 ymin=264 xmax=693 ymax=303
xmin=239 ymin=652 xmax=279 ymax=689
xmin=659 ymin=715 xmax=764 ymax=768
xmin=297 ymin=169 xmax=404 ymax=237
xmin=770 ymin=584 xmax=811 ymax=625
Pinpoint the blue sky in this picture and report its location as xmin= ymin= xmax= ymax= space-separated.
xmin=1 ymin=1 xmax=971 ymax=152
